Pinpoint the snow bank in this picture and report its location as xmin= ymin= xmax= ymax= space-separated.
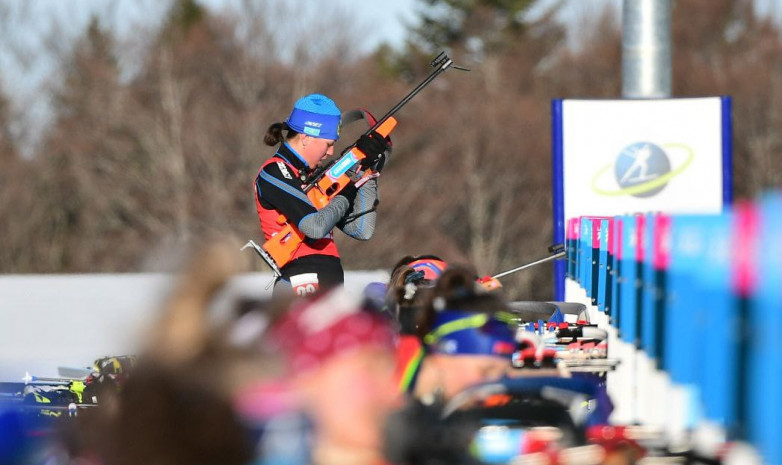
xmin=0 ymin=271 xmax=389 ymax=381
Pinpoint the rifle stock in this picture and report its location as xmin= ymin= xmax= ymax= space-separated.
xmin=306 ymin=117 xmax=397 ymax=208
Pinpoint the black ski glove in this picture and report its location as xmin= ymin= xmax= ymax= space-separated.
xmin=339 ymin=181 xmax=359 ymax=204
xmin=356 ymin=131 xmax=390 ymax=171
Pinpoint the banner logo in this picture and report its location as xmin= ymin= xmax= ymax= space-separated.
xmin=592 ymin=142 xmax=694 ymax=198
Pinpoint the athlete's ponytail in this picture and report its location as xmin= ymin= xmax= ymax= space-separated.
xmin=263 ymin=122 xmax=297 ymax=146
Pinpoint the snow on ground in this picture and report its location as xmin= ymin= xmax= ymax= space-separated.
xmin=0 ymin=271 xmax=388 ymax=381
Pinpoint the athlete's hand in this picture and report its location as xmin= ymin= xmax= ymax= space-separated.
xmin=339 ymin=182 xmax=358 ymax=204
xmin=356 ymin=131 xmax=390 ymax=171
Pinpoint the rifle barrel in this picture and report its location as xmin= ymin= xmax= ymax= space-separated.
xmin=492 ymin=250 xmax=566 ymax=280
xmin=305 ymin=52 xmax=460 ymax=191
xmin=368 ymin=55 xmax=454 ymax=135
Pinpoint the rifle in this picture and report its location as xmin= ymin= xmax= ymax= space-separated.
xmin=478 ymin=244 xmax=567 ymax=290
xmin=244 ymin=52 xmax=467 ymax=277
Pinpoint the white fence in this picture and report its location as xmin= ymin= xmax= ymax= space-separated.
xmin=0 ymin=271 xmax=388 ymax=381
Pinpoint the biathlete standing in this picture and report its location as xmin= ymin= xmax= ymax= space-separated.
xmin=255 ymin=93 xmax=389 ymax=296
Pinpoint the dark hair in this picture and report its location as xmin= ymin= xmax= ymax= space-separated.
xmin=386 ymin=254 xmax=446 ymax=335
xmin=416 ymin=266 xmax=510 ymax=340
xmin=385 ymin=264 xmax=432 ymax=335
xmin=390 ymin=254 xmax=445 ymax=278
xmin=263 ymin=122 xmax=299 ymax=146
xmin=95 ymin=363 xmax=254 ymax=465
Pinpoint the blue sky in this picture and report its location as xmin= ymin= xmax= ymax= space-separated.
xmin=279 ymin=0 xmax=420 ymax=52
xmin=194 ymin=0 xmax=422 ymax=53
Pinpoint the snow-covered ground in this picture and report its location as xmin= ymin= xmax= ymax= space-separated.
xmin=0 ymin=271 xmax=388 ymax=381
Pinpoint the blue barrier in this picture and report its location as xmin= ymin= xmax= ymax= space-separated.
xmin=580 ymin=217 xmax=593 ymax=301
xmin=698 ymin=210 xmax=735 ymax=429
xmin=567 ymin=193 xmax=782 ymax=464
xmin=666 ymin=215 xmax=707 ymax=382
xmin=566 ymin=218 xmax=579 ymax=281
xmin=610 ymin=217 xmax=623 ymax=327
xmin=618 ymin=214 xmax=638 ymax=345
xmin=640 ymin=213 xmax=656 ymax=357
xmin=596 ymin=218 xmax=610 ymax=313
xmin=652 ymin=214 xmax=670 ymax=366
xmin=605 ymin=218 xmax=616 ymax=317
xmin=749 ymin=194 xmax=782 ymax=464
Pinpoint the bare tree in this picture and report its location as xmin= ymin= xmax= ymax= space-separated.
xmin=673 ymin=0 xmax=782 ymax=198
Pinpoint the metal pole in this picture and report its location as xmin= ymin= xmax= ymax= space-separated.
xmin=622 ymin=0 xmax=672 ymax=98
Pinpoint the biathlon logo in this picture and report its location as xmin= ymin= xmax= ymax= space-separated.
xmin=591 ymin=141 xmax=695 ymax=198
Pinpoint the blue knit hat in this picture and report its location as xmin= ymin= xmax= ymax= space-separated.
xmin=285 ymin=93 xmax=342 ymax=140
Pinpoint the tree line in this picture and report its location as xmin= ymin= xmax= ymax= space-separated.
xmin=0 ymin=0 xmax=779 ymax=299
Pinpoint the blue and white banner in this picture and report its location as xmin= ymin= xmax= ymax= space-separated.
xmin=552 ymin=97 xmax=732 ymax=300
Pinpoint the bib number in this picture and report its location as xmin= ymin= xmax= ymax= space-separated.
xmin=290 ymin=273 xmax=320 ymax=296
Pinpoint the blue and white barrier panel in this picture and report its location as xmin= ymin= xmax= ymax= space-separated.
xmin=566 ymin=191 xmax=782 ymax=465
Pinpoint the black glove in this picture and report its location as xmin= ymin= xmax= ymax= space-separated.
xmin=339 ymin=181 xmax=359 ymax=204
xmin=355 ymin=131 xmax=390 ymax=171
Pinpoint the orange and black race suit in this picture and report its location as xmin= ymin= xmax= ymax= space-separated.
xmin=255 ymin=143 xmax=378 ymax=292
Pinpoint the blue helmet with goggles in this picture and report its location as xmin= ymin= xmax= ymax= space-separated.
xmin=423 ymin=309 xmax=517 ymax=357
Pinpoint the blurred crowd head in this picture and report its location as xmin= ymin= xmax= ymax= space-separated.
xmin=24 ymin=238 xmax=414 ymax=465
xmin=411 ymin=266 xmax=516 ymax=401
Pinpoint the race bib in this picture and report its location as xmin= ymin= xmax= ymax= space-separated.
xmin=290 ymin=273 xmax=319 ymax=296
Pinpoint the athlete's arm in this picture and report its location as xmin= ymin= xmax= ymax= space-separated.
xmin=256 ymin=162 xmax=351 ymax=239
xmin=338 ymin=178 xmax=378 ymax=240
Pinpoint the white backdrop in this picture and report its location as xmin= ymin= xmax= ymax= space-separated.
xmin=0 ymin=271 xmax=388 ymax=381
xmin=562 ymin=97 xmax=726 ymax=221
